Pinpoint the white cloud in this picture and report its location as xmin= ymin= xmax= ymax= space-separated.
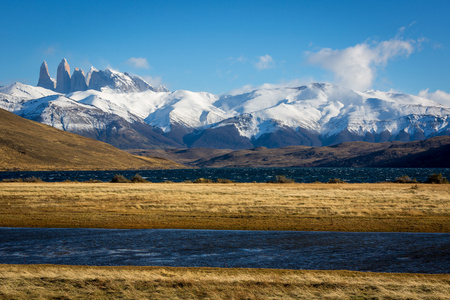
xmin=142 ymin=75 xmax=164 ymax=87
xmin=44 ymin=46 xmax=57 ymax=55
xmin=307 ymin=37 xmax=416 ymax=91
xmin=228 ymin=55 xmax=247 ymax=64
xmin=125 ymin=57 xmax=150 ymax=69
xmin=418 ymin=89 xmax=450 ymax=107
xmin=254 ymin=54 xmax=274 ymax=70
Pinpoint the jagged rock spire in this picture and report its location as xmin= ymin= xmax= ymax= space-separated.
xmin=70 ymin=68 xmax=88 ymax=92
xmin=37 ymin=61 xmax=56 ymax=90
xmin=56 ymin=58 xmax=71 ymax=93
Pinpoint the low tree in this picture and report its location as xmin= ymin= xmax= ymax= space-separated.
xmin=110 ymin=174 xmax=131 ymax=183
xmin=425 ymin=173 xmax=449 ymax=184
xmin=131 ymin=173 xmax=148 ymax=183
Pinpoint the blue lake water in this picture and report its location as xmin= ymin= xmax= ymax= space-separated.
xmin=0 ymin=228 xmax=448 ymax=274
xmin=1 ymin=167 xmax=449 ymax=183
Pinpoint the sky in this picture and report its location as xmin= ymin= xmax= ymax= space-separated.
xmin=1 ymin=0 xmax=449 ymax=103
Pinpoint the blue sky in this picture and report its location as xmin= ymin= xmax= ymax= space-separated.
xmin=1 ymin=0 xmax=449 ymax=100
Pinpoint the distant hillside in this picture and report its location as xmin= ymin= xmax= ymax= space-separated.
xmin=130 ymin=136 xmax=450 ymax=168
xmin=0 ymin=108 xmax=184 ymax=171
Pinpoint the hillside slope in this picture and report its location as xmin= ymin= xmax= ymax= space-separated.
xmin=0 ymin=109 xmax=184 ymax=171
xmin=132 ymin=136 xmax=450 ymax=168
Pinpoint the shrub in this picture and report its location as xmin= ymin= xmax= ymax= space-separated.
xmin=327 ymin=178 xmax=345 ymax=184
xmin=425 ymin=173 xmax=449 ymax=184
xmin=110 ymin=174 xmax=131 ymax=183
xmin=131 ymin=173 xmax=148 ymax=183
xmin=271 ymin=175 xmax=295 ymax=183
xmin=215 ymin=178 xmax=234 ymax=183
xmin=23 ymin=177 xmax=43 ymax=183
xmin=193 ymin=178 xmax=214 ymax=183
xmin=393 ymin=175 xmax=417 ymax=183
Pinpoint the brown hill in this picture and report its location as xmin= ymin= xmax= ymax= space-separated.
xmin=0 ymin=109 xmax=184 ymax=171
xmin=132 ymin=136 xmax=450 ymax=168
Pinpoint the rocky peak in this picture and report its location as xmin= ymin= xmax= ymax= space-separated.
xmin=88 ymin=69 xmax=158 ymax=93
xmin=37 ymin=61 xmax=56 ymax=91
xmin=56 ymin=58 xmax=71 ymax=93
xmin=70 ymin=68 xmax=88 ymax=92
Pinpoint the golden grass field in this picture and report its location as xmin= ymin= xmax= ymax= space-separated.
xmin=0 ymin=182 xmax=449 ymax=232
xmin=1 ymin=182 xmax=449 ymax=299
xmin=0 ymin=264 xmax=449 ymax=299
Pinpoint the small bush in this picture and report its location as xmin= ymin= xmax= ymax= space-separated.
xmin=131 ymin=173 xmax=148 ymax=183
xmin=215 ymin=178 xmax=234 ymax=183
xmin=411 ymin=184 xmax=419 ymax=190
xmin=23 ymin=177 xmax=43 ymax=183
xmin=110 ymin=174 xmax=131 ymax=183
xmin=425 ymin=173 xmax=449 ymax=184
xmin=270 ymin=175 xmax=295 ymax=183
xmin=393 ymin=175 xmax=417 ymax=183
xmin=193 ymin=178 xmax=214 ymax=183
xmin=327 ymin=178 xmax=345 ymax=184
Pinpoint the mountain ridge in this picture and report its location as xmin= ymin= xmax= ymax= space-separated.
xmin=1 ymin=60 xmax=449 ymax=150
xmin=128 ymin=136 xmax=450 ymax=168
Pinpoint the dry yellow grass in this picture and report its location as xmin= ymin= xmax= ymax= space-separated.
xmin=0 ymin=182 xmax=448 ymax=232
xmin=0 ymin=264 xmax=449 ymax=299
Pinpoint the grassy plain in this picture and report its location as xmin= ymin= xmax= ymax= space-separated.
xmin=0 ymin=264 xmax=449 ymax=299
xmin=0 ymin=182 xmax=448 ymax=232
xmin=1 ymin=182 xmax=449 ymax=299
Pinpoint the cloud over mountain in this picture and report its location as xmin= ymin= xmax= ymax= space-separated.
xmin=419 ymin=89 xmax=450 ymax=107
xmin=255 ymin=55 xmax=274 ymax=70
xmin=125 ymin=57 xmax=150 ymax=69
xmin=307 ymin=37 xmax=416 ymax=91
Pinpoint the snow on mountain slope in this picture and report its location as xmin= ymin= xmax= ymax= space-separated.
xmin=0 ymin=82 xmax=57 ymax=99
xmin=212 ymin=83 xmax=450 ymax=140
xmin=1 ymin=80 xmax=450 ymax=149
xmin=67 ymin=89 xmax=230 ymax=131
xmin=0 ymin=83 xmax=59 ymax=113
xmin=143 ymin=90 xmax=230 ymax=131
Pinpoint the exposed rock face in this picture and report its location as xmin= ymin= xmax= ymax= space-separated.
xmin=56 ymin=58 xmax=71 ymax=93
xmin=88 ymin=69 xmax=158 ymax=93
xmin=87 ymin=69 xmax=110 ymax=91
xmin=70 ymin=68 xmax=88 ymax=92
xmin=39 ymin=59 xmax=162 ymax=94
xmin=37 ymin=61 xmax=56 ymax=90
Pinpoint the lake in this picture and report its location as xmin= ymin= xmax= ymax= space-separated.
xmin=1 ymin=167 xmax=449 ymax=183
xmin=0 ymin=228 xmax=448 ymax=274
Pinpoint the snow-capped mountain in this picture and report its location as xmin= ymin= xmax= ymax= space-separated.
xmin=1 ymin=61 xmax=450 ymax=150
xmin=37 ymin=58 xmax=168 ymax=94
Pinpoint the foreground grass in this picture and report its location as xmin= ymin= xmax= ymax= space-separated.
xmin=0 ymin=182 xmax=448 ymax=232
xmin=0 ymin=264 xmax=449 ymax=299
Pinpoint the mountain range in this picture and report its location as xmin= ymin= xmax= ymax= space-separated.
xmin=1 ymin=58 xmax=449 ymax=150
